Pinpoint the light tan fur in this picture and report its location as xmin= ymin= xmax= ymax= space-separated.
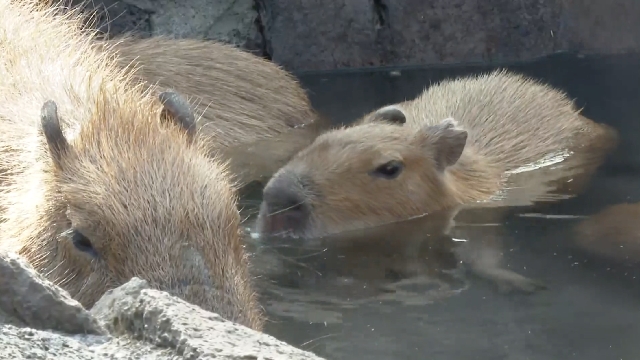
xmin=573 ymin=202 xmax=640 ymax=264
xmin=256 ymin=70 xmax=618 ymax=293
xmin=0 ymin=0 xmax=263 ymax=330
xmin=95 ymin=36 xmax=329 ymax=187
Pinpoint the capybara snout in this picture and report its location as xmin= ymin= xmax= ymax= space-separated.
xmin=259 ymin=171 xmax=312 ymax=236
xmin=256 ymin=119 xmax=469 ymax=240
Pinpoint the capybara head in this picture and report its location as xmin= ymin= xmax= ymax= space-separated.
xmin=8 ymin=91 xmax=262 ymax=330
xmin=255 ymin=106 xmax=468 ymax=240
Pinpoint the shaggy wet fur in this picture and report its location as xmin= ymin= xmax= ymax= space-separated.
xmin=100 ymin=36 xmax=329 ymax=186
xmin=259 ymin=70 xmax=618 ymax=238
xmin=0 ymin=0 xmax=263 ymax=330
xmin=256 ymin=70 xmax=618 ymax=294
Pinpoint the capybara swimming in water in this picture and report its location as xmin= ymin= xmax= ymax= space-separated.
xmin=256 ymin=70 xmax=618 ymax=293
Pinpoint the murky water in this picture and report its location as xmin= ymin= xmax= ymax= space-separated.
xmin=242 ymin=52 xmax=640 ymax=360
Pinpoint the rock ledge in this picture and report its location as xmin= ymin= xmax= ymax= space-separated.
xmin=0 ymin=252 xmax=325 ymax=360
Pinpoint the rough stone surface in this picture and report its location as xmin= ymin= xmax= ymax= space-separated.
xmin=0 ymin=252 xmax=106 ymax=335
xmin=122 ymin=0 xmax=259 ymax=48
xmin=65 ymin=0 xmax=153 ymax=38
xmin=257 ymin=0 xmax=640 ymax=71
xmin=0 ymin=325 xmax=108 ymax=360
xmin=559 ymin=0 xmax=640 ymax=55
xmin=60 ymin=0 xmax=640 ymax=71
xmin=257 ymin=0 xmax=384 ymax=69
xmin=0 ymin=253 xmax=325 ymax=360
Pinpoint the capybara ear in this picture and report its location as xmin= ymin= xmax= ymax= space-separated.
xmin=158 ymin=91 xmax=196 ymax=141
xmin=40 ymin=100 xmax=69 ymax=170
xmin=422 ymin=117 xmax=467 ymax=171
xmin=368 ymin=105 xmax=407 ymax=125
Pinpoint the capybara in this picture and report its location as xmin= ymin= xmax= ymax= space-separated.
xmin=96 ymin=35 xmax=329 ymax=187
xmin=0 ymin=0 xmax=263 ymax=330
xmin=573 ymin=202 xmax=640 ymax=265
xmin=256 ymin=70 xmax=618 ymax=293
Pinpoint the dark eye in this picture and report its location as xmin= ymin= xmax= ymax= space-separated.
xmin=70 ymin=229 xmax=98 ymax=257
xmin=371 ymin=160 xmax=404 ymax=179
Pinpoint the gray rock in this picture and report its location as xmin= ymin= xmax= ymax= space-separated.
xmin=64 ymin=0 xmax=153 ymax=38
xmin=256 ymin=0 xmax=640 ymax=71
xmin=256 ymin=0 xmax=382 ymax=70
xmin=53 ymin=0 xmax=640 ymax=71
xmin=0 ymin=253 xmax=325 ymax=360
xmin=122 ymin=0 xmax=259 ymax=48
xmin=559 ymin=0 xmax=640 ymax=55
xmin=256 ymin=0 xmax=567 ymax=71
xmin=0 ymin=324 xmax=106 ymax=360
xmin=378 ymin=0 xmax=565 ymax=65
xmin=91 ymin=278 xmax=324 ymax=359
xmin=0 ymin=252 xmax=106 ymax=335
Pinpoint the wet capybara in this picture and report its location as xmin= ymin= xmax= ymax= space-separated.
xmin=97 ymin=35 xmax=329 ymax=187
xmin=256 ymin=70 xmax=618 ymax=293
xmin=0 ymin=0 xmax=263 ymax=330
xmin=573 ymin=202 xmax=640 ymax=265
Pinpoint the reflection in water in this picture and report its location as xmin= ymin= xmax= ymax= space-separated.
xmin=573 ymin=202 xmax=640 ymax=265
xmin=245 ymin=210 xmax=471 ymax=328
xmin=255 ymin=209 xmax=466 ymax=295
xmin=239 ymin=53 xmax=640 ymax=360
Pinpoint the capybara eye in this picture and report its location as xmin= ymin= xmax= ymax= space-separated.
xmin=70 ymin=230 xmax=98 ymax=257
xmin=371 ymin=160 xmax=404 ymax=179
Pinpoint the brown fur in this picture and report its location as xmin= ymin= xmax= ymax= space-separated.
xmin=573 ymin=202 xmax=640 ymax=264
xmin=256 ymin=70 xmax=618 ymax=293
xmin=0 ymin=0 xmax=263 ymax=330
xmin=95 ymin=36 xmax=329 ymax=187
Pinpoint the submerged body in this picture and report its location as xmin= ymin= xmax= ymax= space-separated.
xmin=0 ymin=0 xmax=263 ymax=330
xmin=574 ymin=202 xmax=640 ymax=264
xmin=256 ymin=70 xmax=618 ymax=292
xmin=101 ymin=36 xmax=329 ymax=187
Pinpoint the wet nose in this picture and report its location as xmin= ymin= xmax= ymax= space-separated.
xmin=261 ymin=175 xmax=308 ymax=234
xmin=263 ymin=178 xmax=306 ymax=215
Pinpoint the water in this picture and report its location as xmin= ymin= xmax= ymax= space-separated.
xmin=242 ymin=52 xmax=640 ymax=359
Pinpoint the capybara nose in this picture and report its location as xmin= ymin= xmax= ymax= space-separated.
xmin=263 ymin=184 xmax=306 ymax=217
xmin=261 ymin=177 xmax=308 ymax=235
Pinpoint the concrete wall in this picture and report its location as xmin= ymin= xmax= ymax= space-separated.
xmin=64 ymin=0 xmax=640 ymax=72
